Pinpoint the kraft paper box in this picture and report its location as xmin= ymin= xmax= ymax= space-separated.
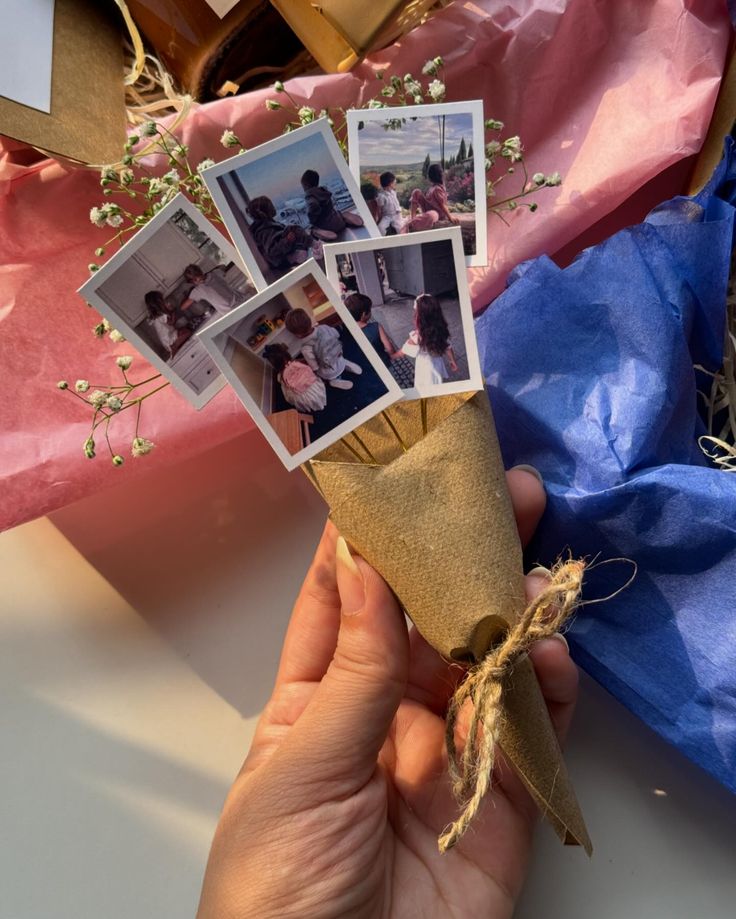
xmin=0 ymin=0 xmax=126 ymax=165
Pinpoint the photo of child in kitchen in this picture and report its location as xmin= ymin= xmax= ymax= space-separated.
xmin=208 ymin=272 xmax=395 ymax=459
xmin=203 ymin=122 xmax=375 ymax=287
xmin=84 ymin=202 xmax=256 ymax=405
xmin=332 ymin=235 xmax=472 ymax=395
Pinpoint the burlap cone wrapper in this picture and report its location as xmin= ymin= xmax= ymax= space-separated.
xmin=307 ymin=391 xmax=592 ymax=854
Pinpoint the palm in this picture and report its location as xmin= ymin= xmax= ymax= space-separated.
xmin=199 ymin=471 xmax=576 ymax=919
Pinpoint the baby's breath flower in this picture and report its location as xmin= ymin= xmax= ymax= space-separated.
xmin=127 ymin=134 xmax=139 ymax=146
xmin=160 ymin=186 xmax=178 ymax=204
xmin=197 ymin=158 xmax=216 ymax=173
xmin=265 ymin=99 xmax=281 ymax=110
xmin=93 ymin=319 xmax=110 ymax=337
xmin=485 ymin=140 xmax=501 ymax=157
xmin=100 ymin=166 xmax=117 ymax=183
xmin=122 ymin=153 xmax=134 ymax=166
xmin=88 ymin=263 xmax=100 ymax=272
xmin=529 ymin=202 xmax=539 ymax=212
xmin=422 ymin=59 xmax=438 ymax=76
xmin=89 ymin=207 xmax=106 ymax=227
xmin=57 ymin=380 xmax=69 ymax=390
xmin=485 ymin=159 xmax=492 ymax=171
xmin=116 ymin=355 xmax=133 ymax=370
xmin=413 ymin=94 xmax=423 ymax=104
xmin=404 ymin=77 xmax=422 ymax=96
xmin=486 ymin=181 xmax=496 ymax=198
xmin=106 ymin=395 xmax=123 ymax=412
xmin=501 ymin=136 xmax=523 ymax=162
xmin=162 ymin=168 xmax=180 ymax=185
xmin=367 ymin=99 xmax=387 ymax=109
xmin=88 ymin=390 xmax=107 ymax=408
xmin=173 ymin=143 xmax=189 ymax=156
xmin=532 ymin=172 xmax=545 ymax=185
xmin=147 ymin=177 xmax=165 ymax=196
xmin=427 ymin=79 xmax=445 ymax=101
xmin=298 ymin=106 xmax=315 ymax=124
xmin=120 ymin=169 xmax=135 ymax=185
xmin=381 ymin=85 xmax=396 ymax=97
xmin=274 ymin=80 xmax=285 ymax=92
xmin=508 ymin=200 xmax=518 ymax=210
xmin=94 ymin=247 xmax=105 ymax=257
xmin=75 ymin=380 xmax=90 ymax=393
xmin=141 ymin=121 xmax=158 ymax=137
xmin=433 ymin=56 xmax=444 ymax=69
xmin=106 ymin=214 xmax=123 ymax=228
xmin=83 ymin=437 xmax=96 ymax=459
xmin=220 ymin=129 xmax=239 ymax=148
xmin=485 ymin=118 xmax=504 ymax=131
xmin=109 ymin=329 xmax=125 ymax=343
xmin=545 ymin=171 xmax=562 ymax=186
xmin=131 ymin=436 xmax=155 ymax=457
xmin=112 ymin=455 xmax=124 ymax=466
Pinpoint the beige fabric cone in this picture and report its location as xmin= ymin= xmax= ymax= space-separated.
xmin=308 ymin=391 xmax=591 ymax=854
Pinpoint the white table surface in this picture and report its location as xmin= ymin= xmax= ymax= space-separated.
xmin=2 ymin=427 xmax=735 ymax=919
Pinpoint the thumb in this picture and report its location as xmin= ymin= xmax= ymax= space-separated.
xmin=291 ymin=535 xmax=409 ymax=791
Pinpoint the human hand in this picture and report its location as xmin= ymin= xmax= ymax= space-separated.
xmin=197 ymin=469 xmax=577 ymax=919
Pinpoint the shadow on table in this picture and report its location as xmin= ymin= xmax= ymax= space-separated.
xmin=51 ymin=426 xmax=328 ymax=720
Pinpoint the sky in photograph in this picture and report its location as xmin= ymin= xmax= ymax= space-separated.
xmin=357 ymin=112 xmax=474 ymax=166
xmin=228 ymin=132 xmax=344 ymax=202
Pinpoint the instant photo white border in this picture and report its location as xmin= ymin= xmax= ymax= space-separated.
xmin=345 ymin=100 xmax=487 ymax=268
xmin=200 ymin=119 xmax=382 ymax=291
xmin=323 ymin=226 xmax=483 ymax=400
xmin=198 ymin=260 xmax=404 ymax=471
xmin=78 ymin=194 xmax=256 ymax=410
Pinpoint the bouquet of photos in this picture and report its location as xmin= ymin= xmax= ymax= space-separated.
xmin=62 ymin=62 xmax=590 ymax=853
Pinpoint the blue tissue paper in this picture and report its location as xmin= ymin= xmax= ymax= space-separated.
xmin=476 ymin=138 xmax=736 ymax=793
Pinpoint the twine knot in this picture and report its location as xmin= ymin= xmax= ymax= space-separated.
xmin=438 ymin=558 xmax=586 ymax=853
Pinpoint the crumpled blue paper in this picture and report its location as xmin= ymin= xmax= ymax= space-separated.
xmin=476 ymin=138 xmax=736 ymax=793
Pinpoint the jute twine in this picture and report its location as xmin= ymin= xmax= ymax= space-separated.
xmin=696 ymin=251 xmax=736 ymax=471
xmin=438 ymin=558 xmax=586 ymax=853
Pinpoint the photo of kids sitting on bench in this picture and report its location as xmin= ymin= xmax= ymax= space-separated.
xmin=347 ymin=100 xmax=487 ymax=266
xmin=198 ymin=263 xmax=402 ymax=470
xmin=201 ymin=119 xmax=379 ymax=289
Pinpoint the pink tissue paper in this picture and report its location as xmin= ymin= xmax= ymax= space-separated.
xmin=0 ymin=0 xmax=729 ymax=531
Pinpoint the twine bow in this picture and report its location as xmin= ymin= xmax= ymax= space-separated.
xmin=438 ymin=558 xmax=586 ymax=853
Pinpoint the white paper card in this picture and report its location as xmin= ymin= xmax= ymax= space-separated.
xmin=0 ymin=0 xmax=55 ymax=113
xmin=203 ymin=0 xmax=240 ymax=17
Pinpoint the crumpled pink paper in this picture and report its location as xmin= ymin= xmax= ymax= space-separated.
xmin=0 ymin=0 xmax=729 ymax=532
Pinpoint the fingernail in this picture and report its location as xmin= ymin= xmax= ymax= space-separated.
xmin=335 ymin=535 xmax=365 ymax=616
xmin=551 ymin=632 xmax=569 ymax=652
xmin=510 ymin=464 xmax=544 ymax=485
xmin=527 ymin=565 xmax=552 ymax=579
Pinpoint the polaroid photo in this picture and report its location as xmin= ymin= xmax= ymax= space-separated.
xmin=198 ymin=261 xmax=403 ymax=470
xmin=200 ymin=119 xmax=381 ymax=291
xmin=346 ymin=100 xmax=487 ymax=267
xmin=79 ymin=195 xmax=258 ymax=409
xmin=323 ymin=226 xmax=483 ymax=399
